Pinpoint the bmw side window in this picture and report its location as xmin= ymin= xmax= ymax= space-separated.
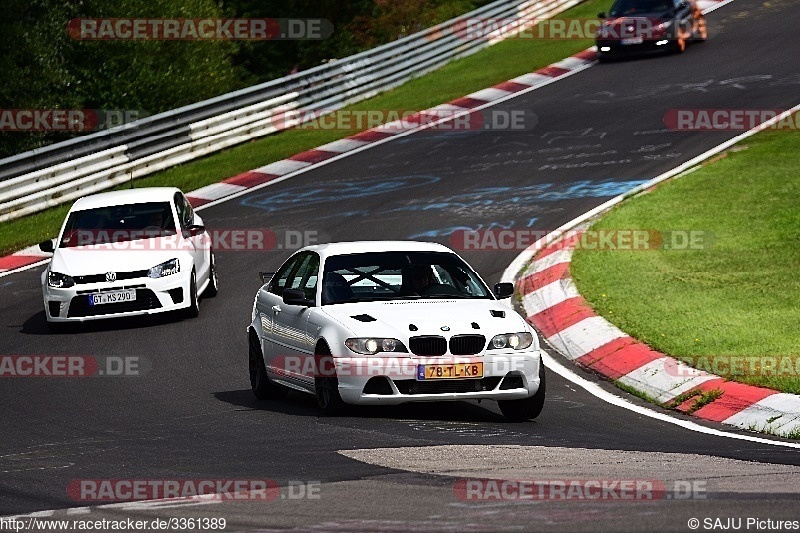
xmin=288 ymin=254 xmax=319 ymax=294
xmin=269 ymin=254 xmax=304 ymax=297
xmin=298 ymin=255 xmax=320 ymax=300
xmin=288 ymin=255 xmax=310 ymax=290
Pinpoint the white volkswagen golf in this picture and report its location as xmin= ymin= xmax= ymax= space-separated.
xmin=40 ymin=187 xmax=218 ymax=330
xmin=247 ymin=241 xmax=545 ymax=421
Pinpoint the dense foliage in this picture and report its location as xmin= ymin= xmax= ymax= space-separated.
xmin=0 ymin=0 xmax=487 ymax=157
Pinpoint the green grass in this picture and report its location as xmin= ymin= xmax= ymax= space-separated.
xmin=0 ymin=0 xmax=605 ymax=256
xmin=571 ymin=129 xmax=800 ymax=394
xmin=615 ymin=380 xmax=658 ymax=403
xmin=665 ymin=388 xmax=723 ymax=414
xmin=786 ymin=426 xmax=800 ymax=439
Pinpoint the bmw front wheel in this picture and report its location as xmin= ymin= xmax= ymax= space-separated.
xmin=498 ymin=364 xmax=546 ymax=422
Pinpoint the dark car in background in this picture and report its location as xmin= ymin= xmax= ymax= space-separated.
xmin=595 ymin=0 xmax=707 ymax=60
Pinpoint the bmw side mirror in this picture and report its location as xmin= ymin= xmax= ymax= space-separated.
xmin=283 ymin=288 xmax=314 ymax=307
xmin=494 ymin=282 xmax=514 ymax=299
xmin=39 ymin=240 xmax=55 ymax=253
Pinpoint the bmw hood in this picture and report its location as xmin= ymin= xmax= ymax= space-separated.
xmin=319 ymin=299 xmax=529 ymax=340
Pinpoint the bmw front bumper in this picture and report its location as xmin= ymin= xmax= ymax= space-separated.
xmin=332 ymin=351 xmax=543 ymax=405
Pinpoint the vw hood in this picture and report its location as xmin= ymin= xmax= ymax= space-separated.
xmin=49 ymin=241 xmax=192 ymax=276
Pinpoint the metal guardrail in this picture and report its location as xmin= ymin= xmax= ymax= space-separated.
xmin=0 ymin=0 xmax=580 ymax=222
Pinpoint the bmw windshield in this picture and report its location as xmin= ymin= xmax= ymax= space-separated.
xmin=321 ymin=251 xmax=493 ymax=304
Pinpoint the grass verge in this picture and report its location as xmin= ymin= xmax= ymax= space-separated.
xmin=614 ymin=381 xmax=658 ymax=404
xmin=665 ymin=388 xmax=723 ymax=414
xmin=0 ymin=0 xmax=605 ymax=257
xmin=571 ymin=129 xmax=800 ymax=394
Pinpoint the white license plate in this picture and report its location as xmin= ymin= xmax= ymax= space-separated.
xmin=621 ymin=37 xmax=644 ymax=45
xmin=89 ymin=290 xmax=136 ymax=306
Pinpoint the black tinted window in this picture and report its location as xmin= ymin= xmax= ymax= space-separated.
xmin=269 ymin=253 xmax=307 ymax=297
xmin=59 ymin=202 xmax=177 ymax=247
xmin=321 ymin=251 xmax=492 ymax=305
xmin=288 ymin=253 xmax=319 ymax=300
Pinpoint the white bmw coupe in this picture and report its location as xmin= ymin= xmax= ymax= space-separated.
xmin=248 ymin=241 xmax=545 ymax=421
xmin=40 ymin=187 xmax=218 ymax=330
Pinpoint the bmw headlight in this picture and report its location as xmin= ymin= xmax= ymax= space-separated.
xmin=345 ymin=338 xmax=408 ymax=355
xmin=47 ymin=271 xmax=75 ymax=288
xmin=489 ymin=332 xmax=534 ymax=350
xmin=148 ymin=258 xmax=180 ymax=278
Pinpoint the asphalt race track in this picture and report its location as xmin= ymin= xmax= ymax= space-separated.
xmin=2 ymin=0 xmax=800 ymax=530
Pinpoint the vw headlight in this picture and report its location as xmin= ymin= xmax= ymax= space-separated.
xmin=489 ymin=332 xmax=534 ymax=350
xmin=345 ymin=338 xmax=407 ymax=355
xmin=47 ymin=271 xmax=75 ymax=288
xmin=148 ymin=258 xmax=180 ymax=278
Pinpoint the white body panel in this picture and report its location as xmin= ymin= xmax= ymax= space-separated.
xmin=249 ymin=241 xmax=543 ymax=406
xmin=41 ymin=187 xmax=213 ymax=323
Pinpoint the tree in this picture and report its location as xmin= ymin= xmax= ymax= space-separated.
xmin=0 ymin=0 xmax=241 ymax=158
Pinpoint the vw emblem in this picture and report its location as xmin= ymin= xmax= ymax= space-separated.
xmin=440 ymin=326 xmax=450 ymax=331
xmin=105 ymin=272 xmax=117 ymax=283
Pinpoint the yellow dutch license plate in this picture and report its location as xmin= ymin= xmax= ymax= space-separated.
xmin=417 ymin=362 xmax=483 ymax=380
